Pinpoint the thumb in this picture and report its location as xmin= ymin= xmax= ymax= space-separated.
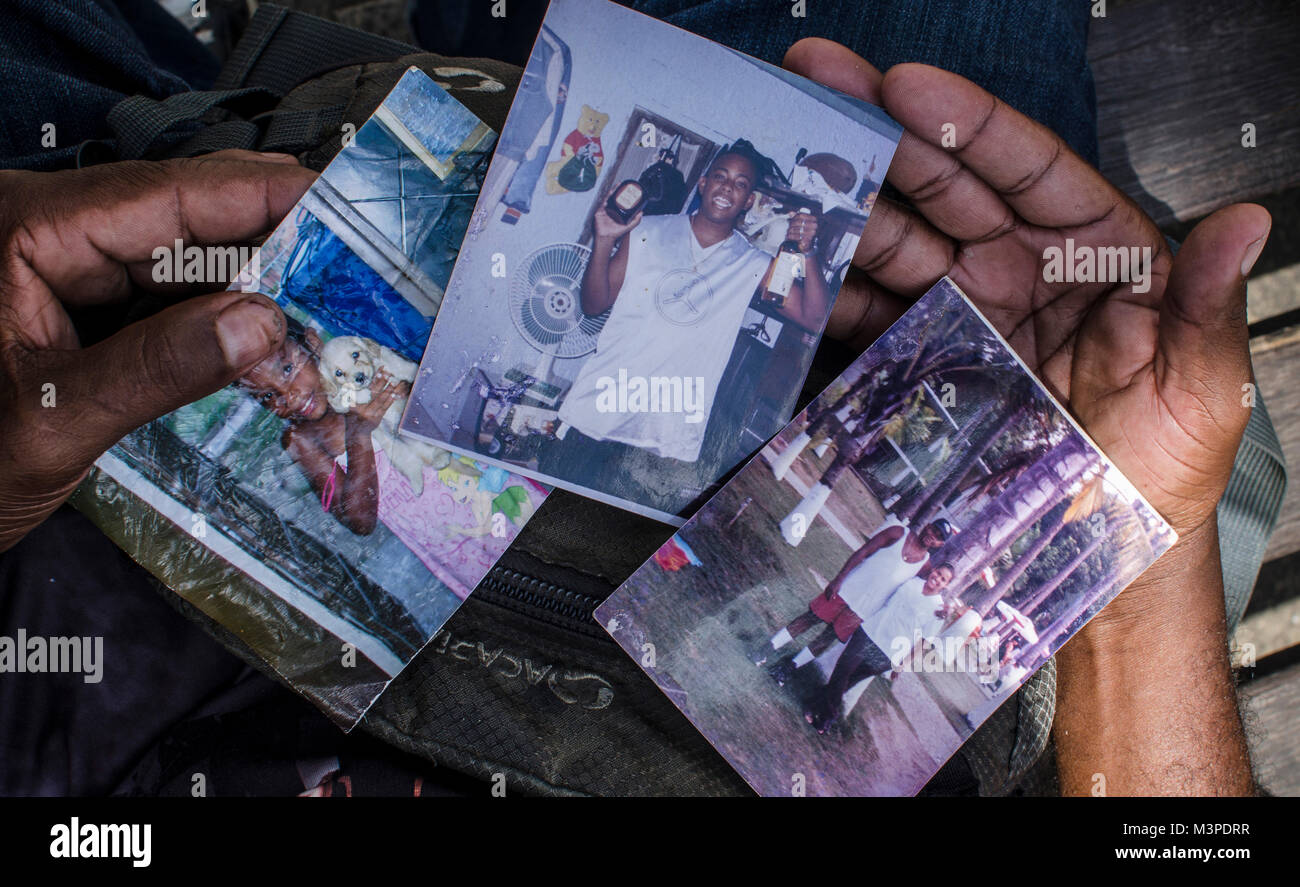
xmin=44 ymin=291 xmax=285 ymax=468
xmin=1150 ymin=203 xmax=1270 ymax=501
xmin=1158 ymin=203 xmax=1270 ymax=400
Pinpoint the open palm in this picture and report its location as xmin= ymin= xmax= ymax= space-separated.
xmin=787 ymin=40 xmax=1270 ymax=536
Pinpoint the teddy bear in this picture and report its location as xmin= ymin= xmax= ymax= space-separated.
xmin=544 ymin=104 xmax=610 ymax=194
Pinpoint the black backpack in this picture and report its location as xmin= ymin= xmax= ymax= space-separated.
xmin=81 ymin=3 xmax=1056 ymax=797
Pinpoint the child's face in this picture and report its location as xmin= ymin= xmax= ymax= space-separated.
xmin=924 ymin=566 xmax=954 ymax=595
xmin=239 ymin=337 xmax=329 ymax=422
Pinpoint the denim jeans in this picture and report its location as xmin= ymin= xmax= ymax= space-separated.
xmin=0 ymin=0 xmax=219 ymax=170
xmin=0 ymin=1 xmax=1097 ymax=170
xmin=500 ymin=24 xmax=572 ymax=213
xmin=625 ymin=0 xmax=1098 ymax=164
xmin=412 ymin=0 xmax=1099 ymax=165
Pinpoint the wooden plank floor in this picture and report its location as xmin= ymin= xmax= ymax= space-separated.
xmin=1092 ymin=0 xmax=1300 ymax=794
xmin=1251 ymin=328 xmax=1300 ymax=562
xmin=1241 ymin=653 xmax=1300 ymax=796
xmin=1090 ymin=0 xmax=1300 ymax=229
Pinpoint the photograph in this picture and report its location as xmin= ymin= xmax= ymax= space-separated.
xmin=2 ymin=0 xmax=1294 ymax=822
xmin=79 ymin=68 xmax=547 ymax=728
xmin=400 ymin=0 xmax=903 ymax=523
xmin=595 ymin=277 xmax=1178 ymax=796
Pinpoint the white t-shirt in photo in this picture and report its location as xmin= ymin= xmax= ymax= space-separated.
xmin=862 ymin=576 xmax=948 ymax=659
xmin=835 ymin=520 xmax=923 ymax=618
xmin=558 ymin=212 xmax=771 ymax=462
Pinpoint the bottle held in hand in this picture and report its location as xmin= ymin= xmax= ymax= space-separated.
xmin=760 ymin=215 xmax=809 ymax=307
xmin=606 ymin=179 xmax=647 ymax=224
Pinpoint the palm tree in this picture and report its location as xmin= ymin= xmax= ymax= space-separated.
xmin=1012 ymin=527 xmax=1106 ymax=617
xmin=1017 ymin=562 xmax=1124 ymax=670
xmin=939 ymin=432 xmax=1099 ymax=601
xmin=898 ymin=401 xmax=1007 ymax=526
xmin=970 ymin=471 xmax=1105 ymax=615
xmin=777 ymin=313 xmax=1020 ymax=545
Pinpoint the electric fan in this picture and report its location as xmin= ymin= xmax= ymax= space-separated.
xmin=507 ymin=241 xmax=604 ymax=403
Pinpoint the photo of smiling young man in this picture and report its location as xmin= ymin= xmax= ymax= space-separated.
xmin=400 ymin=0 xmax=902 ymax=522
xmin=538 ymin=141 xmax=831 ymax=509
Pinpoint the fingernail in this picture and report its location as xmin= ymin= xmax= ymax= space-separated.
xmin=216 ymin=297 xmax=281 ymax=368
xmin=1241 ymin=234 xmax=1267 ymax=277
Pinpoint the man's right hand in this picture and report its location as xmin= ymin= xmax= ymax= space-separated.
xmin=592 ymin=204 xmax=642 ymax=241
xmin=0 ymin=151 xmax=316 ymax=552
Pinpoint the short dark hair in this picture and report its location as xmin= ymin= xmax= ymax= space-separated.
xmin=283 ymin=314 xmax=318 ymax=358
xmin=708 ymin=138 xmax=777 ymax=186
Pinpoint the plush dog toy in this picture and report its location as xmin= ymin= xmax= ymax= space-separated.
xmin=318 ymin=335 xmax=450 ymax=495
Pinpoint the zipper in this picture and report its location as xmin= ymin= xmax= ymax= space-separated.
xmin=478 ymin=565 xmax=610 ymax=635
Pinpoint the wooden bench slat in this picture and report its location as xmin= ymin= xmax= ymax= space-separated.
xmin=1250 ymin=327 xmax=1300 ymax=561
xmin=1241 ymin=655 xmax=1300 ymax=796
xmin=1090 ymin=0 xmax=1300 ymax=230
xmin=1248 ymin=266 xmax=1300 ymax=327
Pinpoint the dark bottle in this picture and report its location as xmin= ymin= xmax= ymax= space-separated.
xmin=759 ymin=242 xmax=803 ymax=307
xmin=760 ymin=207 xmax=812 ymax=306
xmin=605 ymin=179 xmax=647 ymax=224
xmin=759 ymin=205 xmax=816 ymax=305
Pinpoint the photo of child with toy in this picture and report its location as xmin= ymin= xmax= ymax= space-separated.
xmin=90 ymin=70 xmax=546 ymax=728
